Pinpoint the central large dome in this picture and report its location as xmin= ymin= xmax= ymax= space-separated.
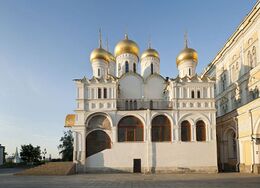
xmin=114 ymin=34 xmax=139 ymax=58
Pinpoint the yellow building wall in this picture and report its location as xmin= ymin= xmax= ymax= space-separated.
xmin=243 ymin=140 xmax=252 ymax=165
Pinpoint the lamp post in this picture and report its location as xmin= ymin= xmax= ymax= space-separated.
xmin=42 ymin=148 xmax=47 ymax=162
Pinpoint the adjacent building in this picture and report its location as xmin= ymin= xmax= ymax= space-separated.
xmin=203 ymin=2 xmax=260 ymax=173
xmin=0 ymin=144 xmax=5 ymax=165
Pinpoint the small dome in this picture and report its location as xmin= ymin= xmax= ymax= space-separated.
xmin=141 ymin=48 xmax=160 ymax=60
xmin=90 ymin=48 xmax=110 ymax=63
xmin=114 ymin=34 xmax=139 ymax=58
xmin=176 ymin=47 xmax=198 ymax=66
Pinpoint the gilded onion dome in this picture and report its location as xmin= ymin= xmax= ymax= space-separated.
xmin=114 ymin=34 xmax=139 ymax=58
xmin=90 ymin=29 xmax=110 ymax=63
xmin=90 ymin=48 xmax=110 ymax=63
xmin=141 ymin=43 xmax=160 ymax=60
xmin=176 ymin=33 xmax=198 ymax=66
xmin=176 ymin=47 xmax=198 ymax=66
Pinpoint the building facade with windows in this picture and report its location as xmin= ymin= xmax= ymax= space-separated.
xmin=203 ymin=2 xmax=260 ymax=173
xmin=65 ymin=32 xmax=218 ymax=173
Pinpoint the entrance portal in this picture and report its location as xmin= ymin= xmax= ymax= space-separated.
xmin=133 ymin=159 xmax=141 ymax=173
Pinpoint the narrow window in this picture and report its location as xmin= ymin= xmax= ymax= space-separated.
xmin=125 ymin=61 xmax=129 ymax=73
xmin=98 ymin=68 xmax=101 ymax=77
xmin=191 ymin=90 xmax=195 ymax=98
xmin=151 ymin=63 xmax=154 ymax=74
xmin=150 ymin=100 xmax=153 ymax=109
xmin=189 ymin=68 xmax=191 ymax=76
xmin=103 ymin=88 xmax=107 ymax=99
xmin=134 ymin=100 xmax=137 ymax=109
xmin=125 ymin=100 xmax=128 ymax=110
xmin=197 ymin=91 xmax=200 ymax=98
xmin=133 ymin=63 xmax=136 ymax=73
xmin=98 ymin=88 xmax=102 ymax=99
xmin=130 ymin=100 xmax=133 ymax=110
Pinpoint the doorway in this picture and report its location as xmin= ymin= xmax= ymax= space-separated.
xmin=133 ymin=159 xmax=141 ymax=173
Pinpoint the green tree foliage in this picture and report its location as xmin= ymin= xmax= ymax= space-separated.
xmin=58 ymin=130 xmax=73 ymax=161
xmin=20 ymin=144 xmax=41 ymax=163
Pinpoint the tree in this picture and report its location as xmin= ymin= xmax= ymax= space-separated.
xmin=20 ymin=144 xmax=41 ymax=164
xmin=58 ymin=130 xmax=73 ymax=161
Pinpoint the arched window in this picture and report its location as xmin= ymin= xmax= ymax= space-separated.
xmin=98 ymin=68 xmax=101 ymax=77
xmin=252 ymin=46 xmax=257 ymax=67
xmin=103 ymin=88 xmax=107 ymax=99
xmin=151 ymin=115 xmax=171 ymax=142
xmin=248 ymin=50 xmax=253 ymax=68
xmin=191 ymin=90 xmax=195 ymax=98
xmin=151 ymin=63 xmax=154 ymax=74
xmin=197 ymin=90 xmax=200 ymax=98
xmin=150 ymin=100 xmax=153 ymax=109
xmin=125 ymin=61 xmax=129 ymax=73
xmin=118 ymin=116 xmax=143 ymax=142
xmin=189 ymin=68 xmax=191 ymax=76
xmin=133 ymin=63 xmax=136 ymax=73
xmin=129 ymin=100 xmax=133 ymax=110
xmin=134 ymin=100 xmax=137 ymax=109
xmin=181 ymin=120 xmax=191 ymax=141
xmin=196 ymin=120 xmax=206 ymax=141
xmin=226 ymin=129 xmax=237 ymax=159
xmin=98 ymin=88 xmax=102 ymax=99
xmin=86 ymin=130 xmax=111 ymax=157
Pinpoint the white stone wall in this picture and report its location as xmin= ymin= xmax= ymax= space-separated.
xmin=141 ymin=56 xmax=160 ymax=78
xmin=178 ymin=60 xmax=197 ymax=78
xmin=116 ymin=53 xmax=138 ymax=77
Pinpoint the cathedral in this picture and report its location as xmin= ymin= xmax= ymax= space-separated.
xmin=65 ymin=31 xmax=218 ymax=173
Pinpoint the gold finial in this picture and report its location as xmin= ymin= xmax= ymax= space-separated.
xmin=99 ymin=28 xmax=102 ymax=48
xmin=184 ymin=31 xmax=188 ymax=48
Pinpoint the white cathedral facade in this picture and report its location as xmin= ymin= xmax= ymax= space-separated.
xmin=65 ymin=33 xmax=218 ymax=173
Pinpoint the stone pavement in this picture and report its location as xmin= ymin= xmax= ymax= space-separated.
xmin=0 ymin=170 xmax=260 ymax=188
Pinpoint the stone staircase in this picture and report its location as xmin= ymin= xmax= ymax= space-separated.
xmin=16 ymin=162 xmax=76 ymax=176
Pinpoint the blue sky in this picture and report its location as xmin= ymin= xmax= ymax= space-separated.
xmin=0 ymin=0 xmax=257 ymax=158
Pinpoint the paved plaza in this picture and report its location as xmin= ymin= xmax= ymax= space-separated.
xmin=0 ymin=169 xmax=260 ymax=188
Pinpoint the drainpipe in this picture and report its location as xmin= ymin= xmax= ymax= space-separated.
xmin=249 ymin=110 xmax=255 ymax=173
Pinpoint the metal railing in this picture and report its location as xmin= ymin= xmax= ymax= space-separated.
xmin=116 ymin=99 xmax=173 ymax=110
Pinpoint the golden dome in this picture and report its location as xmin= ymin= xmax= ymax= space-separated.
xmin=176 ymin=47 xmax=198 ymax=66
xmin=90 ymin=48 xmax=110 ymax=63
xmin=114 ymin=34 xmax=139 ymax=58
xmin=141 ymin=48 xmax=160 ymax=60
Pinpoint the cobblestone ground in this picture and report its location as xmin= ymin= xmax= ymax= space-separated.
xmin=0 ymin=170 xmax=260 ymax=188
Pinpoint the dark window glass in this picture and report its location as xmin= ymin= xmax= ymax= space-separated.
xmin=196 ymin=120 xmax=206 ymax=141
xmin=181 ymin=121 xmax=191 ymax=141
xmin=197 ymin=91 xmax=200 ymax=98
xmin=98 ymin=68 xmax=101 ymax=77
xmin=151 ymin=63 xmax=154 ymax=74
xmin=133 ymin=63 xmax=136 ymax=73
xmin=134 ymin=100 xmax=137 ymax=109
xmin=125 ymin=100 xmax=128 ymax=110
xmin=118 ymin=116 xmax=143 ymax=142
xmin=150 ymin=100 xmax=153 ymax=109
xmin=125 ymin=61 xmax=129 ymax=73
xmin=191 ymin=91 xmax=195 ymax=98
xmin=98 ymin=88 xmax=102 ymax=99
xmin=103 ymin=88 xmax=107 ymax=99
xmin=151 ymin=115 xmax=171 ymax=142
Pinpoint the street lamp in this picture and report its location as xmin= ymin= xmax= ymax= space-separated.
xmin=42 ymin=148 xmax=47 ymax=162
